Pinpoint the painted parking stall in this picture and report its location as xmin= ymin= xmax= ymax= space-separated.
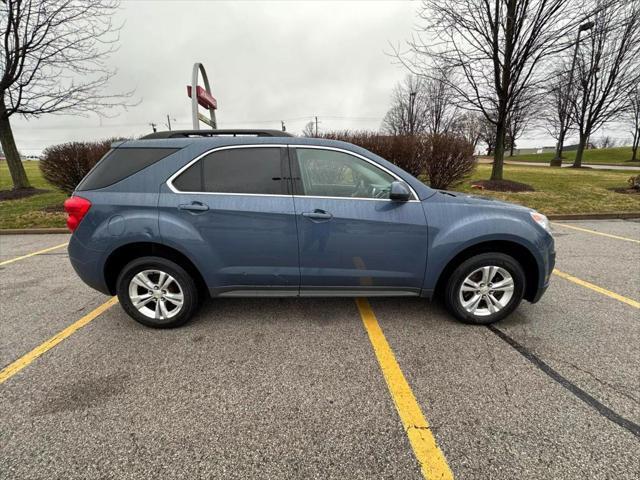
xmin=1 ymin=219 xmax=639 ymax=479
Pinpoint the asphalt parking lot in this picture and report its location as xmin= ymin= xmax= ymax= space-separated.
xmin=1 ymin=220 xmax=639 ymax=480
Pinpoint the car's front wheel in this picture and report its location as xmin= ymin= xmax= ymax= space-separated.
xmin=444 ymin=253 xmax=525 ymax=325
xmin=116 ymin=256 xmax=199 ymax=328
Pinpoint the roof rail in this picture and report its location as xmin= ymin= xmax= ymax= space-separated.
xmin=140 ymin=129 xmax=294 ymax=139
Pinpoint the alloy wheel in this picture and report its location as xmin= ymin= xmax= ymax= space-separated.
xmin=128 ymin=269 xmax=184 ymax=320
xmin=458 ymin=266 xmax=515 ymax=317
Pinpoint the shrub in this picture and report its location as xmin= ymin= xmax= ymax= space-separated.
xmin=424 ymin=133 xmax=476 ymax=190
xmin=320 ymin=131 xmax=427 ymax=177
xmin=320 ymin=130 xmax=475 ymax=189
xmin=40 ymin=138 xmax=123 ymax=194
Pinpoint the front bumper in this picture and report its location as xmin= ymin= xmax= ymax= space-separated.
xmin=531 ymin=249 xmax=556 ymax=303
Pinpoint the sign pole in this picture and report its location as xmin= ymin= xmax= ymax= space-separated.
xmin=190 ymin=63 xmax=217 ymax=129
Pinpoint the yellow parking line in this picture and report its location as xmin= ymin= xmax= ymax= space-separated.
xmin=0 ymin=242 xmax=69 ymax=266
xmin=553 ymin=269 xmax=640 ymax=309
xmin=0 ymin=297 xmax=118 ymax=385
xmin=356 ymin=298 xmax=454 ymax=480
xmin=553 ymin=223 xmax=640 ymax=244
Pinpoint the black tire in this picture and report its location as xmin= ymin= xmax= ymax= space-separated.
xmin=116 ymin=256 xmax=199 ymax=328
xmin=444 ymin=253 xmax=525 ymax=325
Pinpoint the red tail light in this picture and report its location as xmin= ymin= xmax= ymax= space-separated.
xmin=64 ymin=196 xmax=92 ymax=232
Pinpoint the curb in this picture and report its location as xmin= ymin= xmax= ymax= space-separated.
xmin=547 ymin=212 xmax=640 ymax=220
xmin=0 ymin=228 xmax=68 ymax=235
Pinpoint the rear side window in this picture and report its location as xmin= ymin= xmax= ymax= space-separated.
xmin=171 ymin=147 xmax=286 ymax=195
xmin=76 ymin=147 xmax=179 ymax=191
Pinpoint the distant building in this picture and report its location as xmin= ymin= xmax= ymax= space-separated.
xmin=512 ymin=143 xmax=595 ymax=156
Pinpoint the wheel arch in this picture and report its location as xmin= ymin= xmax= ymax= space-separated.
xmin=103 ymin=242 xmax=208 ymax=297
xmin=434 ymin=240 xmax=539 ymax=302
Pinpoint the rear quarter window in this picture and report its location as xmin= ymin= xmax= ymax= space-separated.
xmin=76 ymin=147 xmax=179 ymax=191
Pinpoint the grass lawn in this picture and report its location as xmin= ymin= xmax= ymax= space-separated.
xmin=0 ymin=161 xmax=67 ymax=229
xmin=508 ymin=146 xmax=640 ymax=167
xmin=0 ymin=160 xmax=639 ymax=229
xmin=456 ymin=164 xmax=640 ymax=215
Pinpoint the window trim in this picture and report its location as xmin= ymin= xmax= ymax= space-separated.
xmin=167 ymin=144 xmax=291 ymax=197
xmin=167 ymin=144 xmax=419 ymax=202
xmin=289 ymin=145 xmax=419 ymax=202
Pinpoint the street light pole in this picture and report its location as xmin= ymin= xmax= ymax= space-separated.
xmin=165 ymin=114 xmax=176 ymax=131
xmin=408 ymin=91 xmax=417 ymax=135
xmin=551 ymin=21 xmax=594 ymax=167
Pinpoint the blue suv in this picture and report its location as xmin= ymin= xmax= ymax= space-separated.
xmin=65 ymin=130 xmax=555 ymax=328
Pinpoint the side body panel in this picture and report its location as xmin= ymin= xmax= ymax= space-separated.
xmin=293 ymin=196 xmax=428 ymax=294
xmin=420 ymin=192 xmax=556 ymax=297
xmin=157 ymin=188 xmax=300 ymax=295
xmin=288 ymin=146 xmax=429 ymax=294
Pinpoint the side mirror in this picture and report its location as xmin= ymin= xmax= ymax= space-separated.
xmin=389 ymin=181 xmax=411 ymax=201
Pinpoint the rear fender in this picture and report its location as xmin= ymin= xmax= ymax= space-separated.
xmin=157 ymin=211 xmax=223 ymax=288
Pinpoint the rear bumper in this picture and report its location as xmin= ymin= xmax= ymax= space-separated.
xmin=68 ymin=235 xmax=111 ymax=295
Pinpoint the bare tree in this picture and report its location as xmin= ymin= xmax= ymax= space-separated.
xmin=478 ymin=116 xmax=497 ymax=156
xmin=452 ymin=112 xmax=483 ymax=149
xmin=381 ymin=75 xmax=430 ymax=135
xmin=594 ymin=135 xmax=617 ymax=149
xmin=302 ymin=121 xmax=316 ymax=137
xmin=541 ymin=64 xmax=580 ymax=165
xmin=0 ymin=0 xmax=133 ymax=190
xmin=382 ymin=71 xmax=458 ymax=136
xmin=423 ymin=66 xmax=458 ymax=134
xmin=569 ymin=0 xmax=640 ymax=168
xmin=626 ymin=86 xmax=640 ymax=162
xmin=397 ymin=0 xmax=583 ymax=180
xmin=506 ymin=95 xmax=538 ymax=156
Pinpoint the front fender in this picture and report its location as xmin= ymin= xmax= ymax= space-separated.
xmin=421 ymin=197 xmax=551 ymax=293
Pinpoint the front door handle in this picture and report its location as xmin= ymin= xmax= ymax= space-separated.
xmin=302 ymin=210 xmax=333 ymax=220
xmin=178 ymin=201 xmax=209 ymax=212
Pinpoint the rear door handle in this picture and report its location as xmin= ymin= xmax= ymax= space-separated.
xmin=302 ymin=210 xmax=333 ymax=220
xmin=178 ymin=201 xmax=209 ymax=212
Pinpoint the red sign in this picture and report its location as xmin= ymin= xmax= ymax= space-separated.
xmin=187 ymin=85 xmax=218 ymax=110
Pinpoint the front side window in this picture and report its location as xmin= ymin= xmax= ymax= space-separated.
xmin=172 ymin=147 xmax=285 ymax=195
xmin=295 ymin=148 xmax=396 ymax=199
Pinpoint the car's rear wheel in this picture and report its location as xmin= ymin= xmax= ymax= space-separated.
xmin=116 ymin=256 xmax=199 ymax=328
xmin=444 ymin=253 xmax=525 ymax=325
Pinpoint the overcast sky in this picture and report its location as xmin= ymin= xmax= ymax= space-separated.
xmin=11 ymin=0 xmax=631 ymax=155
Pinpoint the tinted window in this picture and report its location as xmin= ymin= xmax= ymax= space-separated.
xmin=77 ymin=147 xmax=179 ymax=191
xmin=172 ymin=147 xmax=285 ymax=195
xmin=295 ymin=148 xmax=395 ymax=199
xmin=172 ymin=161 xmax=201 ymax=191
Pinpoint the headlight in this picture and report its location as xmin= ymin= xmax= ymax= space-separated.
xmin=530 ymin=211 xmax=551 ymax=233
